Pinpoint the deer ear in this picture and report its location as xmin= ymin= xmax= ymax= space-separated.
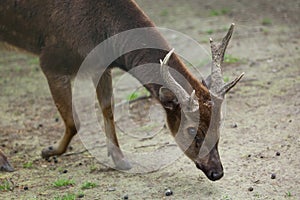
xmin=159 ymin=87 xmax=178 ymax=110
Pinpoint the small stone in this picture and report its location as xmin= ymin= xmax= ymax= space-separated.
xmin=247 ymin=154 xmax=251 ymax=158
xmin=63 ymin=169 xmax=68 ymax=173
xmin=123 ymin=194 xmax=129 ymax=199
xmin=248 ymin=187 xmax=253 ymax=192
xmin=165 ymin=189 xmax=173 ymax=196
xmin=250 ymin=61 xmax=256 ymax=67
xmin=260 ymin=155 xmax=264 ymax=159
xmin=231 ymin=123 xmax=238 ymax=128
xmin=24 ymin=186 xmax=29 ymax=190
xmin=108 ymin=187 xmax=116 ymax=192
xmin=271 ymin=173 xmax=276 ymax=179
xmin=276 ymin=152 xmax=280 ymax=156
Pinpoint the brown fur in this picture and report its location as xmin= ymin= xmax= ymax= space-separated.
xmin=0 ymin=0 xmax=222 ymax=180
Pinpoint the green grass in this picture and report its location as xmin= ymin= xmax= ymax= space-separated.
xmin=224 ymin=54 xmax=240 ymax=64
xmin=127 ymin=91 xmax=139 ymax=101
xmin=220 ymin=8 xmax=230 ymax=15
xmin=28 ymin=57 xmax=39 ymax=65
xmin=160 ymin=9 xmax=169 ymax=17
xmin=53 ymin=179 xmax=75 ymax=187
xmin=206 ymin=29 xmax=214 ymax=34
xmin=262 ymin=18 xmax=272 ymax=26
xmin=210 ymin=10 xmax=220 ymax=16
xmin=285 ymin=191 xmax=292 ymax=197
xmin=81 ymin=181 xmax=97 ymax=190
xmin=54 ymin=193 xmax=76 ymax=200
xmin=0 ymin=181 xmax=11 ymax=191
xmin=126 ymin=88 xmax=150 ymax=101
xmin=221 ymin=195 xmax=232 ymax=200
xmin=223 ymin=76 xmax=230 ymax=83
xmin=23 ymin=161 xmax=33 ymax=169
xmin=209 ymin=8 xmax=230 ymax=16
xmin=89 ymin=165 xmax=97 ymax=172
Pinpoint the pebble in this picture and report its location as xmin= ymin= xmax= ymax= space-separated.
xmin=123 ymin=194 xmax=129 ymax=199
xmin=231 ymin=123 xmax=238 ymax=128
xmin=271 ymin=173 xmax=276 ymax=179
xmin=276 ymin=152 xmax=280 ymax=156
xmin=107 ymin=187 xmax=116 ymax=192
xmin=53 ymin=156 xmax=58 ymax=163
xmin=248 ymin=187 xmax=253 ymax=192
xmin=63 ymin=169 xmax=68 ymax=173
xmin=165 ymin=189 xmax=173 ymax=196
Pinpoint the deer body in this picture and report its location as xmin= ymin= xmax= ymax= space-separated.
xmin=0 ymin=0 xmax=243 ymax=181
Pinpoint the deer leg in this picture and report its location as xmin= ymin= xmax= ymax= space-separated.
xmin=40 ymin=73 xmax=78 ymax=159
xmin=39 ymin=45 xmax=81 ymax=159
xmin=94 ymin=70 xmax=131 ymax=170
xmin=0 ymin=149 xmax=14 ymax=172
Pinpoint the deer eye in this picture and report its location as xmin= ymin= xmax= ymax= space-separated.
xmin=187 ymin=127 xmax=197 ymax=136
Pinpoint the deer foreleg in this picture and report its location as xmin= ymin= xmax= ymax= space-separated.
xmin=95 ymin=70 xmax=131 ymax=170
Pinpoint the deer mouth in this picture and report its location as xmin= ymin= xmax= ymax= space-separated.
xmin=195 ymin=162 xmax=224 ymax=181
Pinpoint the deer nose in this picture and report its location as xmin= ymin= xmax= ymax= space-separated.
xmin=209 ymin=170 xmax=224 ymax=181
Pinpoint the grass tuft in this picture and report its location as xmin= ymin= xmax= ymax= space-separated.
xmin=54 ymin=193 xmax=76 ymax=200
xmin=210 ymin=8 xmax=230 ymax=16
xmin=0 ymin=181 xmax=11 ymax=191
xmin=262 ymin=18 xmax=272 ymax=26
xmin=224 ymin=54 xmax=240 ymax=64
xmin=53 ymin=179 xmax=75 ymax=187
xmin=23 ymin=161 xmax=33 ymax=169
xmin=81 ymin=181 xmax=98 ymax=190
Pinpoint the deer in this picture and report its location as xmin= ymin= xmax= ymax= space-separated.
xmin=0 ymin=0 xmax=244 ymax=181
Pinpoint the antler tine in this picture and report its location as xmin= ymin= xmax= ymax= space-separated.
xmin=160 ymin=48 xmax=190 ymax=103
xmin=209 ymin=23 xmax=244 ymax=97
xmin=210 ymin=23 xmax=235 ymax=64
xmin=160 ymin=49 xmax=199 ymax=112
xmin=219 ymin=72 xmax=245 ymax=95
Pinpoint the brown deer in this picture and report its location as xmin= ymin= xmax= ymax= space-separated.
xmin=0 ymin=0 xmax=243 ymax=181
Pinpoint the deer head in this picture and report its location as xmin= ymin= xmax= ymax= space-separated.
xmin=159 ymin=24 xmax=244 ymax=181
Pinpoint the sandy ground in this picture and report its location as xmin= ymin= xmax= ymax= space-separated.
xmin=0 ymin=0 xmax=299 ymax=199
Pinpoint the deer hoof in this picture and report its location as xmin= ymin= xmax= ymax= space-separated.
xmin=0 ymin=162 xmax=14 ymax=172
xmin=0 ymin=152 xmax=14 ymax=172
xmin=41 ymin=145 xmax=63 ymax=159
xmin=113 ymin=157 xmax=132 ymax=171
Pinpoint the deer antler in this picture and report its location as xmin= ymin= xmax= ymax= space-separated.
xmin=209 ymin=23 xmax=244 ymax=97
xmin=160 ymin=49 xmax=199 ymax=112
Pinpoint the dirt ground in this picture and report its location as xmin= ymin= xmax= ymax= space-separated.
xmin=0 ymin=0 xmax=299 ymax=199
